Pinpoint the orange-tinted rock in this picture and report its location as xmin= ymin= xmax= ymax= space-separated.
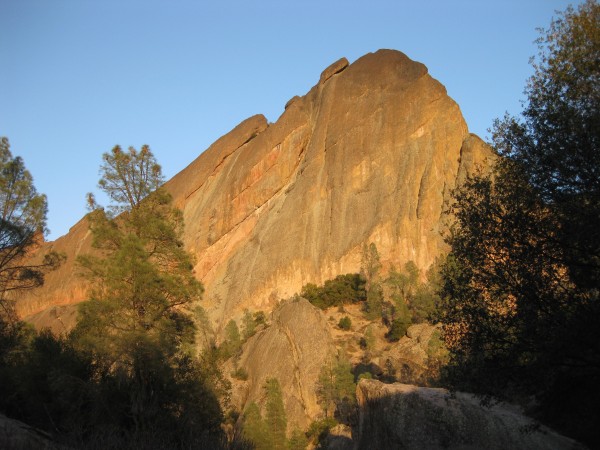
xmin=231 ymin=298 xmax=336 ymax=432
xmin=319 ymin=57 xmax=349 ymax=84
xmin=15 ymin=49 xmax=494 ymax=333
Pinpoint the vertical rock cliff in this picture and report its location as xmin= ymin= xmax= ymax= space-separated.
xmin=15 ymin=49 xmax=493 ymax=331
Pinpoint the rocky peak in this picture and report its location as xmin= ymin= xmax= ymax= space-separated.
xmin=15 ymin=49 xmax=494 ymax=333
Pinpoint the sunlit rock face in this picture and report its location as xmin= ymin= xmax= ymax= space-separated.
xmin=15 ymin=49 xmax=493 ymax=331
xmin=228 ymin=297 xmax=337 ymax=432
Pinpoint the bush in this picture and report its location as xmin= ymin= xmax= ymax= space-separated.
xmin=385 ymin=319 xmax=410 ymax=342
xmin=307 ymin=417 xmax=338 ymax=446
xmin=301 ymin=274 xmax=366 ymax=310
xmin=338 ymin=316 xmax=352 ymax=331
xmin=231 ymin=367 xmax=249 ymax=381
xmin=253 ymin=311 xmax=267 ymax=327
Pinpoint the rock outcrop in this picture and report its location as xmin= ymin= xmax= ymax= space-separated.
xmin=355 ymin=379 xmax=582 ymax=450
xmin=378 ymin=323 xmax=445 ymax=384
xmin=230 ymin=297 xmax=336 ymax=432
xmin=14 ymin=49 xmax=494 ymax=333
xmin=0 ymin=413 xmax=64 ymax=449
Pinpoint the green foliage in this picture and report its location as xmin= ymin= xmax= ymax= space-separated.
xmin=437 ymin=3 xmax=600 ymax=446
xmin=243 ymin=379 xmax=288 ymax=450
xmin=0 ymin=329 xmax=95 ymax=436
xmin=364 ymin=284 xmax=383 ymax=320
xmin=220 ymin=319 xmax=242 ymax=359
xmin=198 ymin=342 xmax=232 ymax=407
xmin=337 ymin=316 xmax=352 ymax=330
xmin=385 ymin=260 xmax=440 ymax=324
xmin=300 ymin=273 xmax=366 ymax=310
xmin=241 ymin=308 xmax=257 ymax=340
xmin=265 ymin=378 xmax=287 ymax=450
xmin=243 ymin=402 xmax=270 ymax=450
xmin=316 ymin=354 xmax=356 ymax=422
xmin=253 ymin=310 xmax=267 ymax=326
xmin=360 ymin=242 xmax=382 ymax=287
xmin=424 ymin=329 xmax=449 ymax=383
xmin=360 ymin=243 xmax=384 ymax=320
xmin=0 ymin=137 xmax=62 ymax=318
xmin=358 ymin=371 xmax=373 ymax=380
xmin=359 ymin=324 xmax=376 ymax=351
xmin=67 ymin=145 xmax=223 ymax=445
xmin=287 ymin=428 xmax=308 ymax=450
xmin=193 ymin=304 xmax=214 ymax=348
xmin=231 ymin=366 xmax=248 ymax=381
xmin=316 ymin=360 xmax=337 ymax=418
xmin=306 ymin=417 xmax=338 ymax=447
xmin=0 ymin=326 xmax=225 ymax=448
xmin=385 ymin=318 xmax=409 ymax=342
xmin=95 ymin=144 xmax=163 ymax=216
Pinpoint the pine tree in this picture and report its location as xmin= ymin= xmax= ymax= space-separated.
xmin=316 ymin=355 xmax=356 ymax=422
xmin=0 ymin=138 xmax=61 ymax=320
xmin=265 ymin=377 xmax=287 ymax=450
xmin=72 ymin=145 xmax=218 ymax=437
xmin=220 ymin=319 xmax=241 ymax=359
xmin=361 ymin=243 xmax=384 ymax=320
xmin=243 ymin=402 xmax=270 ymax=450
xmin=241 ymin=308 xmax=257 ymax=340
xmin=287 ymin=428 xmax=308 ymax=450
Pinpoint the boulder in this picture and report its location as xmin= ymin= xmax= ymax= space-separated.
xmin=0 ymin=413 xmax=64 ymax=449
xmin=355 ymin=379 xmax=583 ymax=450
xmin=232 ymin=297 xmax=336 ymax=432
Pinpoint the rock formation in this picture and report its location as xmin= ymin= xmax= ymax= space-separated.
xmin=14 ymin=49 xmax=494 ymax=333
xmin=228 ymin=297 xmax=336 ymax=432
xmin=355 ymin=379 xmax=582 ymax=450
xmin=0 ymin=413 xmax=64 ymax=449
xmin=379 ymin=323 xmax=446 ymax=384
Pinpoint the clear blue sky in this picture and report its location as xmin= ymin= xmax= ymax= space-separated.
xmin=1 ymin=0 xmax=583 ymax=240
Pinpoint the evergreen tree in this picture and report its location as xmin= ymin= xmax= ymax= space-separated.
xmin=0 ymin=138 xmax=61 ymax=320
xmin=361 ymin=243 xmax=383 ymax=320
xmin=287 ymin=428 xmax=308 ymax=450
xmin=316 ymin=360 xmax=337 ymax=418
xmin=265 ymin=378 xmax=287 ymax=450
xmin=241 ymin=308 xmax=256 ymax=340
xmin=220 ymin=319 xmax=242 ymax=359
xmin=332 ymin=354 xmax=356 ymax=423
xmin=316 ymin=355 xmax=356 ymax=422
xmin=72 ymin=145 xmax=221 ymax=440
xmin=243 ymin=402 xmax=270 ymax=450
xmin=437 ymin=2 xmax=600 ymax=446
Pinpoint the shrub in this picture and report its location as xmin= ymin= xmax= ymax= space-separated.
xmin=338 ymin=316 xmax=352 ymax=331
xmin=301 ymin=274 xmax=366 ymax=310
xmin=385 ymin=319 xmax=410 ymax=342
xmin=231 ymin=367 xmax=249 ymax=381
xmin=307 ymin=417 xmax=338 ymax=446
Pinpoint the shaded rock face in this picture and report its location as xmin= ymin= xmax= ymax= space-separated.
xmin=355 ymin=379 xmax=581 ymax=450
xmin=230 ymin=298 xmax=336 ymax=432
xmin=379 ymin=323 xmax=443 ymax=384
xmin=26 ymin=304 xmax=79 ymax=336
xmin=0 ymin=412 xmax=63 ymax=449
xmin=15 ymin=49 xmax=493 ymax=332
